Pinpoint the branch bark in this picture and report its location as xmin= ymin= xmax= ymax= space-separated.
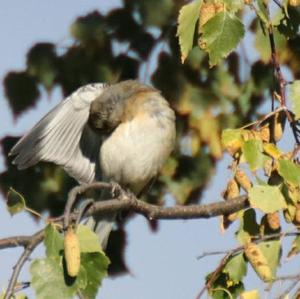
xmin=3 ymin=230 xmax=44 ymax=299
xmin=0 ymin=182 xmax=249 ymax=250
xmin=0 ymin=182 xmax=249 ymax=296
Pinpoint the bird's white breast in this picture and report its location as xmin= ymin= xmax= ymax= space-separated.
xmin=100 ymin=109 xmax=175 ymax=194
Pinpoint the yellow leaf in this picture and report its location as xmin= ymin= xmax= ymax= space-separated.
xmin=289 ymin=0 xmax=300 ymax=6
xmin=240 ymin=289 xmax=260 ymax=299
xmin=263 ymin=143 xmax=282 ymax=159
xmin=222 ymin=179 xmax=240 ymax=229
xmin=274 ymin=111 xmax=286 ymax=142
xmin=199 ymin=2 xmax=224 ymax=29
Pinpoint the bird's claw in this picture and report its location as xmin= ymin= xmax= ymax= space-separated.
xmin=110 ymin=181 xmax=122 ymax=198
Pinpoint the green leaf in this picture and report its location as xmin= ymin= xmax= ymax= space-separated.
xmin=6 ymin=187 xmax=26 ymax=216
xmin=30 ymin=257 xmax=87 ymax=299
xmin=258 ymin=240 xmax=281 ymax=278
xmin=223 ymin=0 xmax=243 ymax=12
xmin=236 ymin=209 xmax=260 ymax=244
xmin=32 ymin=226 xmax=110 ymax=299
xmin=76 ymin=224 xmax=103 ymax=253
xmin=44 ymin=224 xmax=64 ymax=258
xmin=79 ymin=253 xmax=110 ymax=299
xmin=255 ymin=26 xmax=286 ymax=63
xmin=177 ymin=0 xmax=202 ymax=63
xmin=289 ymin=80 xmax=300 ymax=120
xmin=0 ymin=294 xmax=28 ymax=299
xmin=223 ymin=253 xmax=247 ymax=284
xmin=242 ymin=139 xmax=267 ymax=171
xmin=278 ymin=159 xmax=300 ymax=186
xmin=248 ymin=185 xmax=287 ymax=213
xmin=201 ymin=11 xmax=245 ymax=67
xmin=272 ymin=9 xmax=285 ymax=26
xmin=256 ymin=0 xmax=269 ymax=24
xmin=209 ymin=272 xmax=245 ymax=298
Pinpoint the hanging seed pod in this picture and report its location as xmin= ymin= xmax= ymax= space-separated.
xmin=64 ymin=227 xmax=80 ymax=277
xmin=224 ymin=179 xmax=240 ymax=200
xmin=235 ymin=169 xmax=252 ymax=192
xmin=244 ymin=242 xmax=273 ymax=282
xmin=273 ymin=111 xmax=286 ymax=142
xmin=294 ymin=203 xmax=300 ymax=224
xmin=266 ymin=212 xmax=280 ymax=231
xmin=222 ymin=179 xmax=240 ymax=228
xmin=259 ymin=125 xmax=270 ymax=142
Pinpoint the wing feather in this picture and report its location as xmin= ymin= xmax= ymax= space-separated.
xmin=10 ymin=84 xmax=105 ymax=184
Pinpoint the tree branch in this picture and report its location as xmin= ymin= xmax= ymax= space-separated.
xmin=3 ymin=230 xmax=44 ymax=299
xmin=0 ymin=182 xmax=248 ymax=251
xmin=0 ymin=182 xmax=249 ymax=297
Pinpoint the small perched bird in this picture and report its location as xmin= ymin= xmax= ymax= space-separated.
xmin=9 ymin=80 xmax=176 ymax=248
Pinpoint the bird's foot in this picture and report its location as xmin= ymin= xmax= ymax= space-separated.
xmin=110 ymin=181 xmax=122 ymax=198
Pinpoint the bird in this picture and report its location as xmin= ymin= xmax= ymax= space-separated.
xmin=9 ymin=80 xmax=176 ymax=248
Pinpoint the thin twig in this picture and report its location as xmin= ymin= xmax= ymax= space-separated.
xmin=197 ymin=230 xmax=300 ymax=261
xmin=274 ymin=274 xmax=300 ymax=282
xmin=276 ymin=280 xmax=300 ymax=299
xmin=240 ymin=106 xmax=286 ymax=129
xmin=195 ymin=251 xmax=234 ymax=299
xmin=3 ymin=230 xmax=44 ymax=299
xmin=0 ymin=183 xmax=248 ymax=250
xmin=272 ymin=0 xmax=283 ymax=9
xmin=266 ymin=6 xmax=300 ymax=144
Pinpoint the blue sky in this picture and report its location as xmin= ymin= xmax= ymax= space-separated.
xmin=0 ymin=1 xmax=295 ymax=298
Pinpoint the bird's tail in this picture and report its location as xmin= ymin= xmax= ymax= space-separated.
xmin=85 ymin=213 xmax=116 ymax=250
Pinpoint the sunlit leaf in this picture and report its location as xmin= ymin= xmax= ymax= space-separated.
xmin=76 ymin=224 xmax=103 ymax=253
xmin=44 ymin=224 xmax=64 ymax=258
xmin=289 ymin=80 xmax=300 ymax=120
xmin=278 ymin=159 xmax=300 ymax=186
xmin=177 ymin=0 xmax=202 ymax=63
xmin=201 ymin=11 xmax=245 ymax=66
xmin=258 ymin=240 xmax=281 ymax=278
xmin=249 ymin=185 xmax=287 ymax=213
xmin=30 ymin=257 xmax=87 ymax=299
xmin=242 ymin=139 xmax=267 ymax=171
xmin=256 ymin=0 xmax=269 ymax=24
xmin=263 ymin=143 xmax=282 ymax=160
xmin=240 ymin=289 xmax=260 ymax=299
xmin=223 ymin=0 xmax=243 ymax=12
xmin=255 ymin=26 xmax=287 ymax=63
xmin=79 ymin=253 xmax=110 ymax=299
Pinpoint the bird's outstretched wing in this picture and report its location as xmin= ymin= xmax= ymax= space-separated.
xmin=9 ymin=84 xmax=106 ymax=184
